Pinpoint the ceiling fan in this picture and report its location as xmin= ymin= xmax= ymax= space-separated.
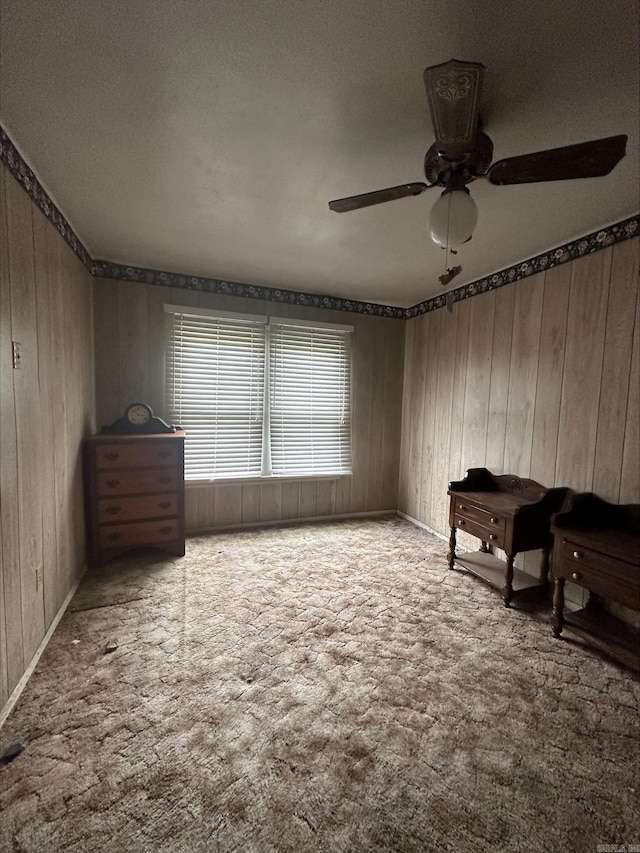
xmin=328 ymin=59 xmax=628 ymax=249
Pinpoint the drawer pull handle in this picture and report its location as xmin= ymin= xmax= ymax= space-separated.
xmin=159 ymin=526 xmax=172 ymax=535
xmin=572 ymin=551 xmax=583 ymax=559
xmin=158 ymin=501 xmax=171 ymax=509
xmin=458 ymin=504 xmax=466 ymax=511
xmin=489 ymin=534 xmax=497 ymax=541
xmin=104 ymin=452 xmax=120 ymax=461
xmin=158 ymin=476 xmax=171 ymax=485
xmin=571 ymin=571 xmax=582 ymax=581
xmin=158 ymin=450 xmax=171 ymax=458
xmin=458 ymin=519 xmax=465 ymax=526
xmin=105 ymin=479 xmax=120 ymax=488
xmin=105 ymin=506 xmax=121 ymax=515
xmin=107 ymin=532 xmax=121 ymax=542
xmin=491 ymin=517 xmax=499 ymax=524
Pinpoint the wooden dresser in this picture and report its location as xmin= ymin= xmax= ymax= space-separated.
xmin=551 ymin=493 xmax=640 ymax=672
xmin=83 ymin=431 xmax=186 ymax=568
xmin=447 ymin=468 xmax=570 ymax=607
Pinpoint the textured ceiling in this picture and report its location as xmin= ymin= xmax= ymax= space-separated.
xmin=1 ymin=0 xmax=638 ymax=307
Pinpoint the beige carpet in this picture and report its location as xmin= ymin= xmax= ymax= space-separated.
xmin=1 ymin=516 xmax=638 ymax=852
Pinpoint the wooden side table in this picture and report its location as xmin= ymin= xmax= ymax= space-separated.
xmin=551 ymin=493 xmax=640 ymax=672
xmin=447 ymin=467 xmax=570 ymax=607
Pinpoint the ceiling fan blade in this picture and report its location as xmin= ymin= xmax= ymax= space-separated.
xmin=488 ymin=134 xmax=628 ymax=185
xmin=424 ymin=59 xmax=485 ymax=163
xmin=328 ymin=182 xmax=430 ymax=213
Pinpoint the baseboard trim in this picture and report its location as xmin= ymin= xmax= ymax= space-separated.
xmin=0 ymin=569 xmax=86 ymax=730
xmin=396 ymin=511 xmax=449 ymax=543
xmin=187 ymin=509 xmax=397 ymax=535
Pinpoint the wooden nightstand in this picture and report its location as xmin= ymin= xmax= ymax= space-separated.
xmin=551 ymin=493 xmax=640 ymax=672
xmin=447 ymin=467 xmax=570 ymax=607
xmin=83 ymin=431 xmax=186 ymax=568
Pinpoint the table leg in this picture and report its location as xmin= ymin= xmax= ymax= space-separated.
xmin=447 ymin=526 xmax=457 ymax=570
xmin=502 ymin=554 xmax=515 ymax=607
xmin=539 ymin=547 xmax=550 ymax=585
xmin=552 ymin=577 xmax=565 ymax=637
xmin=586 ymin=591 xmax=600 ymax=610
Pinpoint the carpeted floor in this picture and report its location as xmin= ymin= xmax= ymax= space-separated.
xmin=1 ymin=516 xmax=638 ymax=852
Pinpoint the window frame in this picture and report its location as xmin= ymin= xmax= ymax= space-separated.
xmin=164 ymin=305 xmax=354 ymax=484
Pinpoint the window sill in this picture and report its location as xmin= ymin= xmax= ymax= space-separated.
xmin=186 ymin=473 xmax=352 ymax=488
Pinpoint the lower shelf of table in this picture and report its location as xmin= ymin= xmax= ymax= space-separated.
xmin=454 ymin=551 xmax=543 ymax=594
xmin=558 ymin=607 xmax=640 ymax=672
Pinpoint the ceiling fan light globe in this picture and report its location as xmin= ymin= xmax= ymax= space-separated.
xmin=429 ymin=189 xmax=478 ymax=247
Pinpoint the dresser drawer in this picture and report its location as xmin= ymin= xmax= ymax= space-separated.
xmin=94 ymin=441 xmax=181 ymax=470
xmin=97 ymin=468 xmax=181 ymax=496
xmin=454 ymin=513 xmax=504 ymax=549
xmin=451 ymin=499 xmax=506 ymax=534
xmin=556 ymin=539 xmax=639 ymax=604
xmin=98 ymin=493 xmax=178 ymax=523
xmin=99 ymin=518 xmax=181 ymax=550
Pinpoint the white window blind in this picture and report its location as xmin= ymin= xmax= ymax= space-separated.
xmin=269 ymin=322 xmax=352 ymax=475
xmin=166 ymin=309 xmax=266 ymax=479
xmin=165 ymin=306 xmax=352 ymax=481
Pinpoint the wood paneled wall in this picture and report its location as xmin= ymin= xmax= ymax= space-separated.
xmin=0 ymin=165 xmax=95 ymax=708
xmin=399 ymin=238 xmax=639 ymax=592
xmin=93 ymin=279 xmax=405 ymax=530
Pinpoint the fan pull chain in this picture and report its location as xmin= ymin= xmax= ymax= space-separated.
xmin=438 ymin=246 xmax=461 ymax=313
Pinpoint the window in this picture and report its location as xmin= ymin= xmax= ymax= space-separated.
xmin=165 ymin=306 xmax=352 ymax=481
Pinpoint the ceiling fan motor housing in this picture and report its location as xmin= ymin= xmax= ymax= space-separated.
xmin=423 ymin=130 xmax=494 ymax=186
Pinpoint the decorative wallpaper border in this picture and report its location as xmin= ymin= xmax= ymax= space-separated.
xmin=2 ymin=124 xmax=638 ymax=318
xmin=91 ymin=259 xmax=406 ymax=318
xmin=0 ymin=126 xmax=93 ymax=271
xmin=404 ymin=215 xmax=640 ymax=318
